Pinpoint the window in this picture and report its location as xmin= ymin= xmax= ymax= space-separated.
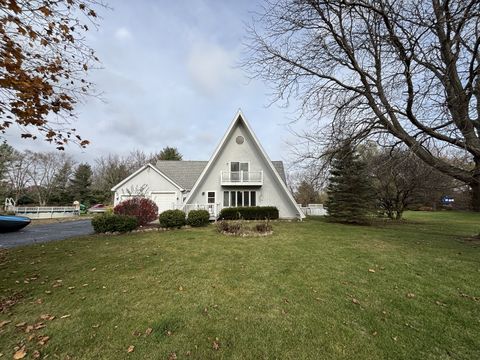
xmin=207 ymin=192 xmax=215 ymax=204
xmin=230 ymin=162 xmax=249 ymax=181
xmin=223 ymin=191 xmax=229 ymax=207
xmin=223 ymin=191 xmax=257 ymax=207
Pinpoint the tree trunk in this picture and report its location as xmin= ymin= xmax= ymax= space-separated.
xmin=471 ymin=179 xmax=480 ymax=212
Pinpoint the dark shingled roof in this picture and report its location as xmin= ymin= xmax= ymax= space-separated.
xmin=155 ymin=160 xmax=287 ymax=190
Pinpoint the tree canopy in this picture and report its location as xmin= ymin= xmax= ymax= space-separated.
xmin=0 ymin=0 xmax=105 ymax=149
xmin=245 ymin=0 xmax=480 ymax=210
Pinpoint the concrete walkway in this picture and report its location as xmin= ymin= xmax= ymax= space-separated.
xmin=0 ymin=220 xmax=94 ymax=248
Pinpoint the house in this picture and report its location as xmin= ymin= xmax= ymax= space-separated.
xmin=111 ymin=111 xmax=305 ymax=219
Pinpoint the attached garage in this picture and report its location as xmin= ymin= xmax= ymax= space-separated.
xmin=150 ymin=192 xmax=177 ymax=213
xmin=111 ymin=164 xmax=184 ymax=210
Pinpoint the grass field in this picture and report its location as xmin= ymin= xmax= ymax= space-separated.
xmin=0 ymin=211 xmax=479 ymax=359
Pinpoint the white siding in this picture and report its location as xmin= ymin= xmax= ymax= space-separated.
xmin=187 ymin=121 xmax=300 ymax=219
xmin=113 ymin=166 xmax=181 ymax=208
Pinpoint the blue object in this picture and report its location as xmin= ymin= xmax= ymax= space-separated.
xmin=441 ymin=196 xmax=455 ymax=205
xmin=0 ymin=215 xmax=31 ymax=233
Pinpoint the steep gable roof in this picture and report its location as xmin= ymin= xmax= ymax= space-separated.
xmin=154 ymin=160 xmax=287 ymax=190
xmin=183 ymin=110 xmax=304 ymax=218
xmin=110 ymin=163 xmax=183 ymax=192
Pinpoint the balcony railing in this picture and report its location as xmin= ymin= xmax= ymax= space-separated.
xmin=220 ymin=171 xmax=263 ymax=186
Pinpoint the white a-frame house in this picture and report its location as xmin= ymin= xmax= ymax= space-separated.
xmin=111 ymin=111 xmax=304 ymax=219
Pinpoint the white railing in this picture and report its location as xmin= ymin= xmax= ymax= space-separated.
xmin=14 ymin=206 xmax=80 ymax=219
xmin=175 ymin=203 xmax=219 ymax=219
xmin=220 ymin=171 xmax=263 ymax=185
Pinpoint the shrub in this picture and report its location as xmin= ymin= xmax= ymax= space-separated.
xmin=113 ymin=197 xmax=158 ymax=226
xmin=216 ymin=219 xmax=273 ymax=236
xmin=255 ymin=220 xmax=272 ymax=233
xmin=91 ymin=214 xmax=138 ymax=233
xmin=218 ymin=206 xmax=279 ymax=220
xmin=159 ymin=209 xmax=186 ymax=228
xmin=216 ymin=220 xmax=243 ymax=235
xmin=187 ymin=210 xmax=210 ymax=227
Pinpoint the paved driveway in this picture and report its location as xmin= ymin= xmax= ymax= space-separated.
xmin=0 ymin=220 xmax=94 ymax=248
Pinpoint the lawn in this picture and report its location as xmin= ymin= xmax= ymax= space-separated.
xmin=0 ymin=211 xmax=479 ymax=359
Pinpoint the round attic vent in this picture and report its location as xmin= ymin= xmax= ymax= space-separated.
xmin=236 ymin=135 xmax=245 ymax=144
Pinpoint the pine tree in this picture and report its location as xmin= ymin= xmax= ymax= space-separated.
xmin=325 ymin=144 xmax=374 ymax=224
xmin=69 ymin=163 xmax=93 ymax=205
xmin=157 ymin=147 xmax=182 ymax=161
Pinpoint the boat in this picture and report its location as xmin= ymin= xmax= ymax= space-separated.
xmin=0 ymin=215 xmax=31 ymax=233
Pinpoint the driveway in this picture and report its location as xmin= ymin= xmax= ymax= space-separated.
xmin=0 ymin=220 xmax=94 ymax=248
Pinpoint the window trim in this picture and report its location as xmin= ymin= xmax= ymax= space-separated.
xmin=222 ymin=190 xmax=257 ymax=207
xmin=207 ymin=191 xmax=216 ymax=204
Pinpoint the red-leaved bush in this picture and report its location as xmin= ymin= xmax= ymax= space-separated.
xmin=113 ymin=197 xmax=158 ymax=226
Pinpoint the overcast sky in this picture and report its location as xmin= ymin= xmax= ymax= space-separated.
xmin=4 ymin=0 xmax=307 ymax=164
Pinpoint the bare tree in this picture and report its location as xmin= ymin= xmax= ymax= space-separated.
xmin=367 ymin=147 xmax=455 ymax=219
xmin=244 ymin=0 xmax=480 ymax=210
xmin=26 ymin=151 xmax=73 ymax=205
xmin=5 ymin=149 xmax=33 ymax=202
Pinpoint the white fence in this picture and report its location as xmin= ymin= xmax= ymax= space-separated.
xmin=4 ymin=198 xmax=80 ymax=219
xmin=300 ymin=204 xmax=327 ymax=216
xmin=174 ymin=203 xmax=219 ymax=220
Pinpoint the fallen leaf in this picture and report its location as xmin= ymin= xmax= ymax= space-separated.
xmin=406 ymin=293 xmax=415 ymax=298
xmin=178 ymin=286 xmax=183 ymax=291
xmin=368 ymin=269 xmax=376 ymax=273
xmin=212 ymin=339 xmax=220 ymax=350
xmin=60 ymin=314 xmax=71 ymax=319
xmin=372 ymin=331 xmax=378 ymax=336
xmin=166 ymin=330 xmax=172 ymax=336
xmin=92 ymin=324 xmax=100 ymax=329
xmin=25 ymin=325 xmax=34 ymax=333
xmin=185 ymin=351 xmax=191 ymax=356
xmin=435 ymin=300 xmax=446 ymax=306
xmin=352 ymin=298 xmax=360 ymax=305
xmin=37 ymin=335 xmax=50 ymax=346
xmin=132 ymin=330 xmax=141 ymax=337
xmin=13 ymin=347 xmax=26 ymax=359
xmin=39 ymin=314 xmax=55 ymax=321
xmin=168 ymin=352 xmax=177 ymax=360
xmin=33 ymin=323 xmax=46 ymax=330
xmin=35 ymin=299 xmax=43 ymax=304
xmin=91 ymin=268 xmax=96 ymax=272
xmin=127 ymin=345 xmax=135 ymax=353
xmin=32 ymin=350 xmax=40 ymax=359
xmin=145 ymin=327 xmax=153 ymax=336
xmin=0 ymin=320 xmax=11 ymax=328
xmin=68 ymin=287 xmax=75 ymax=290
xmin=15 ymin=322 xmax=26 ymax=328
xmin=392 ymin=336 xmax=398 ymax=341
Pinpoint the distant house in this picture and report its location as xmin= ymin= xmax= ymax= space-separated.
xmin=111 ymin=111 xmax=304 ymax=219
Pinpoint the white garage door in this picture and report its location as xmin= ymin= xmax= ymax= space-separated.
xmin=150 ymin=192 xmax=177 ymax=214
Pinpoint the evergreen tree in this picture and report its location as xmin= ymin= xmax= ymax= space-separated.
xmin=158 ymin=146 xmax=182 ymax=161
xmin=325 ymin=144 xmax=374 ymax=224
xmin=50 ymin=161 xmax=74 ymax=205
xmin=69 ymin=163 xmax=93 ymax=205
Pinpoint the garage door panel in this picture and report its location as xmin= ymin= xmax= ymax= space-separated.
xmin=151 ymin=192 xmax=177 ymax=213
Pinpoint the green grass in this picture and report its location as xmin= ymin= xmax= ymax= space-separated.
xmin=1 ymin=211 xmax=479 ymax=359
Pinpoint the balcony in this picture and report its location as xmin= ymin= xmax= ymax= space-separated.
xmin=220 ymin=170 xmax=263 ymax=186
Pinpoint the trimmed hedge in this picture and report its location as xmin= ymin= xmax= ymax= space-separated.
xmin=218 ymin=206 xmax=279 ymax=220
xmin=91 ymin=214 xmax=138 ymax=233
xmin=113 ymin=197 xmax=158 ymax=226
xmin=159 ymin=209 xmax=186 ymax=228
xmin=187 ymin=210 xmax=210 ymax=227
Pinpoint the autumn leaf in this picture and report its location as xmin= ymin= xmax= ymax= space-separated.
xmin=60 ymin=314 xmax=71 ymax=319
xmin=145 ymin=327 xmax=153 ymax=336
xmin=368 ymin=269 xmax=376 ymax=273
xmin=127 ymin=345 xmax=135 ymax=353
xmin=37 ymin=335 xmax=50 ymax=346
xmin=406 ymin=293 xmax=415 ymax=299
xmin=212 ymin=338 xmax=220 ymax=350
xmin=13 ymin=347 xmax=27 ymax=359
xmin=0 ymin=320 xmax=11 ymax=328
xmin=168 ymin=352 xmax=177 ymax=360
xmin=32 ymin=350 xmax=41 ymax=359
